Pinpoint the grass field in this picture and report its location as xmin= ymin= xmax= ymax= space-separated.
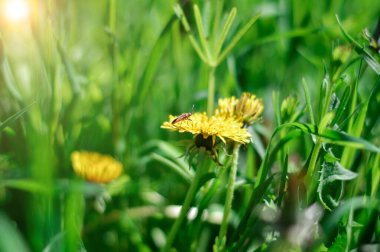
xmin=0 ymin=0 xmax=379 ymax=251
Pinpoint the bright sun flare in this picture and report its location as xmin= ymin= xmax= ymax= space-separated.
xmin=4 ymin=0 xmax=30 ymax=23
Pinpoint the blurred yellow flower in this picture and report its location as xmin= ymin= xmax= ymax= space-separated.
xmin=215 ymin=92 xmax=264 ymax=126
xmin=71 ymin=151 xmax=123 ymax=183
xmin=161 ymin=112 xmax=251 ymax=145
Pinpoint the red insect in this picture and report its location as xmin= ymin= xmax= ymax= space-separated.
xmin=172 ymin=105 xmax=194 ymax=124
xmin=171 ymin=112 xmax=192 ymax=124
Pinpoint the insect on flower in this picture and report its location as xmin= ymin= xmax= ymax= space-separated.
xmin=171 ymin=105 xmax=194 ymax=124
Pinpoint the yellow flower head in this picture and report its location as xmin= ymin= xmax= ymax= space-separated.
xmin=215 ymin=92 xmax=264 ymax=126
xmin=71 ymin=151 xmax=123 ymax=183
xmin=161 ymin=112 xmax=251 ymax=146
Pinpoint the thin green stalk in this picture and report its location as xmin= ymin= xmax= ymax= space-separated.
xmin=306 ymin=140 xmax=322 ymax=201
xmin=207 ymin=66 xmax=216 ymax=115
xmin=306 ymin=75 xmax=335 ymax=201
xmin=214 ymin=143 xmax=240 ymax=251
xmin=162 ymin=152 xmax=209 ymax=252
xmin=108 ymin=0 xmax=121 ymax=155
xmin=302 ymin=78 xmax=315 ymax=125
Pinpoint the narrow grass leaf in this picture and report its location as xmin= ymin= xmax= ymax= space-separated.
xmin=331 ymin=85 xmax=350 ymax=127
xmin=137 ymin=18 xmax=172 ymax=104
xmin=302 ymin=78 xmax=315 ymax=125
xmin=56 ymin=39 xmax=80 ymax=95
xmin=0 ymin=102 xmax=35 ymax=131
xmin=217 ymin=13 xmax=260 ymax=64
xmin=151 ymin=152 xmax=193 ymax=183
xmin=214 ymin=7 xmax=237 ymax=58
xmin=1 ymin=58 xmax=22 ymax=101
xmin=276 ymin=122 xmax=380 ymax=153
xmin=3 ymin=179 xmax=50 ymax=195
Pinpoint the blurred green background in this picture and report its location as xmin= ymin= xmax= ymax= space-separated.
xmin=0 ymin=0 xmax=379 ymax=251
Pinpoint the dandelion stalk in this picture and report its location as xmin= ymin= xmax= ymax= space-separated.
xmin=214 ymin=143 xmax=240 ymax=251
xmin=162 ymin=150 xmax=209 ymax=252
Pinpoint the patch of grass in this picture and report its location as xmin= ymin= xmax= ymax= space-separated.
xmin=0 ymin=0 xmax=379 ymax=251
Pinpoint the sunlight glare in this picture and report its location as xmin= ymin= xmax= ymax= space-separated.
xmin=4 ymin=0 xmax=30 ymax=23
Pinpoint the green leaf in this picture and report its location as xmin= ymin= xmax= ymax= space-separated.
xmin=321 ymin=161 xmax=357 ymax=184
xmin=328 ymin=233 xmax=347 ymax=252
xmin=317 ymin=153 xmax=358 ymax=211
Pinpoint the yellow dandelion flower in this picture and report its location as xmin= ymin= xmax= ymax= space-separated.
xmin=71 ymin=151 xmax=123 ymax=183
xmin=161 ymin=112 xmax=251 ymax=145
xmin=215 ymin=92 xmax=264 ymax=126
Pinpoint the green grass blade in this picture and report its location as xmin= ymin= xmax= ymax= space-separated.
xmin=3 ymin=179 xmax=50 ymax=195
xmin=214 ymin=7 xmax=237 ymax=58
xmin=56 ymin=39 xmax=80 ymax=95
xmin=217 ymin=13 xmax=260 ymax=64
xmin=302 ymin=78 xmax=315 ymax=125
xmin=1 ymin=58 xmax=22 ymax=102
xmin=0 ymin=102 xmax=35 ymax=132
xmin=150 ymin=153 xmax=193 ymax=183
xmin=276 ymin=122 xmax=380 ymax=153
xmin=137 ymin=16 xmax=174 ymax=104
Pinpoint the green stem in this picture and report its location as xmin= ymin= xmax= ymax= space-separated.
xmin=207 ymin=66 xmax=216 ymax=116
xmin=306 ymin=140 xmax=322 ymax=202
xmin=215 ymin=143 xmax=240 ymax=251
xmin=306 ymin=76 xmax=335 ymax=202
xmin=162 ymin=153 xmax=209 ymax=252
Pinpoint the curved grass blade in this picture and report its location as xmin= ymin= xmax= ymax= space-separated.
xmin=276 ymin=122 xmax=380 ymax=153
xmin=150 ymin=152 xmax=193 ymax=184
